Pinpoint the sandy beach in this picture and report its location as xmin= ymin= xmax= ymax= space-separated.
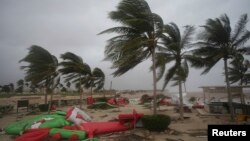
xmin=0 ymin=92 xmax=242 ymax=141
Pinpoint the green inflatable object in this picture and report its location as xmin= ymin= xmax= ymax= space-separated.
xmin=54 ymin=110 xmax=67 ymax=116
xmin=49 ymin=128 xmax=86 ymax=140
xmin=4 ymin=114 xmax=68 ymax=135
xmin=39 ymin=118 xmax=70 ymax=128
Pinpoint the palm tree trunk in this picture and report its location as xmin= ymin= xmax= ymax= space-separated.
xmin=152 ymin=49 xmax=157 ymax=115
xmin=44 ymin=79 xmax=50 ymax=104
xmin=183 ymin=82 xmax=187 ymax=93
xmin=90 ymin=86 xmax=93 ymax=96
xmin=79 ymin=75 xmax=83 ymax=109
xmin=47 ymin=78 xmax=54 ymax=114
xmin=224 ymin=59 xmax=235 ymax=122
xmin=239 ymin=81 xmax=245 ymax=105
xmin=48 ymin=90 xmax=53 ymax=114
xmin=178 ymin=79 xmax=184 ymax=120
xmin=45 ymin=87 xmax=48 ymax=104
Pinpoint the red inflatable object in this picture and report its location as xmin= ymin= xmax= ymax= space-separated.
xmin=15 ymin=128 xmax=50 ymax=141
xmin=63 ymin=125 xmax=79 ymax=130
xmin=78 ymin=110 xmax=143 ymax=138
xmin=69 ymin=134 xmax=78 ymax=141
xmin=107 ymin=98 xmax=127 ymax=106
xmin=51 ymin=133 xmax=61 ymax=141
xmin=192 ymin=104 xmax=204 ymax=109
xmin=86 ymin=96 xmax=94 ymax=105
xmin=79 ymin=121 xmax=129 ymax=138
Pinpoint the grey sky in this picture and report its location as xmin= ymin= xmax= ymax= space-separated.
xmin=0 ymin=0 xmax=250 ymax=92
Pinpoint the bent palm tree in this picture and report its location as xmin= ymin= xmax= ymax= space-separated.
xmin=59 ymin=52 xmax=91 ymax=109
xmin=156 ymin=23 xmax=195 ymax=120
xmin=229 ymin=55 xmax=249 ymax=85
xmin=228 ymin=55 xmax=250 ymax=104
xmin=20 ymin=45 xmax=59 ymax=113
xmin=81 ymin=67 xmax=105 ymax=95
xmin=193 ymin=14 xmax=250 ymax=121
xmin=99 ymin=0 xmax=164 ymax=115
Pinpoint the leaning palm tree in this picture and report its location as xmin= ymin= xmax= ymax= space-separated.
xmin=228 ymin=54 xmax=250 ymax=104
xmin=193 ymin=14 xmax=250 ymax=121
xmin=20 ymin=45 xmax=59 ymax=114
xmin=99 ymin=0 xmax=164 ymax=115
xmin=229 ymin=55 xmax=249 ymax=85
xmin=156 ymin=23 xmax=195 ymax=120
xmin=81 ymin=67 xmax=105 ymax=96
xmin=59 ymin=52 xmax=91 ymax=109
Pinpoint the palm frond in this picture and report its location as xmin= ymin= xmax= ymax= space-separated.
xmin=20 ymin=45 xmax=58 ymax=85
xmin=180 ymin=25 xmax=195 ymax=49
xmin=231 ymin=14 xmax=248 ymax=42
xmin=162 ymin=63 xmax=178 ymax=90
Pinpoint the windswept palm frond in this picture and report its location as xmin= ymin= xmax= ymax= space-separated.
xmin=89 ymin=68 xmax=105 ymax=91
xmin=99 ymin=0 xmax=164 ymax=115
xmin=156 ymin=22 xmax=195 ymax=120
xmin=157 ymin=23 xmax=195 ymax=88
xmin=193 ymin=13 xmax=250 ymax=122
xmin=19 ymin=45 xmax=59 ymax=107
xmin=59 ymin=52 xmax=91 ymax=108
xmin=20 ymin=45 xmax=58 ymax=85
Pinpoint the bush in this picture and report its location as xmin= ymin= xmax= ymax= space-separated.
xmin=141 ymin=114 xmax=171 ymax=132
xmin=95 ymin=97 xmax=108 ymax=102
xmin=87 ymin=102 xmax=117 ymax=110
xmin=39 ymin=104 xmax=49 ymax=112
xmin=189 ymin=97 xmax=196 ymax=103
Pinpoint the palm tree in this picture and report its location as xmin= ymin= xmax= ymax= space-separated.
xmin=9 ymin=83 xmax=14 ymax=93
xmin=155 ymin=23 xmax=195 ymax=120
xmin=20 ymin=45 xmax=59 ymax=113
xmin=16 ymin=79 xmax=24 ymax=93
xmin=81 ymin=67 xmax=105 ymax=95
xmin=229 ymin=55 xmax=249 ymax=85
xmin=193 ymin=14 xmax=250 ymax=121
xmin=99 ymin=0 xmax=164 ymax=115
xmin=59 ymin=52 xmax=91 ymax=109
xmin=228 ymin=55 xmax=250 ymax=104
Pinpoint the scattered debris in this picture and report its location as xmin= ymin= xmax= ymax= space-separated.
xmin=166 ymin=138 xmax=184 ymax=141
xmin=164 ymin=128 xmax=181 ymax=135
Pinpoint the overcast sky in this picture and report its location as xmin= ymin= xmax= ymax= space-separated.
xmin=0 ymin=0 xmax=250 ymax=92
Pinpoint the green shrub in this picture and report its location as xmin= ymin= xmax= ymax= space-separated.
xmin=141 ymin=114 xmax=171 ymax=132
xmin=189 ymin=97 xmax=196 ymax=103
xmin=87 ymin=102 xmax=117 ymax=110
xmin=95 ymin=97 xmax=108 ymax=102
xmin=39 ymin=104 xmax=49 ymax=112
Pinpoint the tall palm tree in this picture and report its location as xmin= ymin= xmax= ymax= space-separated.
xmin=156 ymin=23 xmax=195 ymax=120
xmin=193 ymin=14 xmax=250 ymax=121
xmin=81 ymin=67 xmax=105 ymax=95
xmin=59 ymin=52 xmax=91 ymax=109
xmin=99 ymin=0 xmax=164 ymax=115
xmin=20 ymin=45 xmax=59 ymax=113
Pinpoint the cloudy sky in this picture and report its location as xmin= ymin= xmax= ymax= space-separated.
xmin=0 ymin=0 xmax=250 ymax=92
